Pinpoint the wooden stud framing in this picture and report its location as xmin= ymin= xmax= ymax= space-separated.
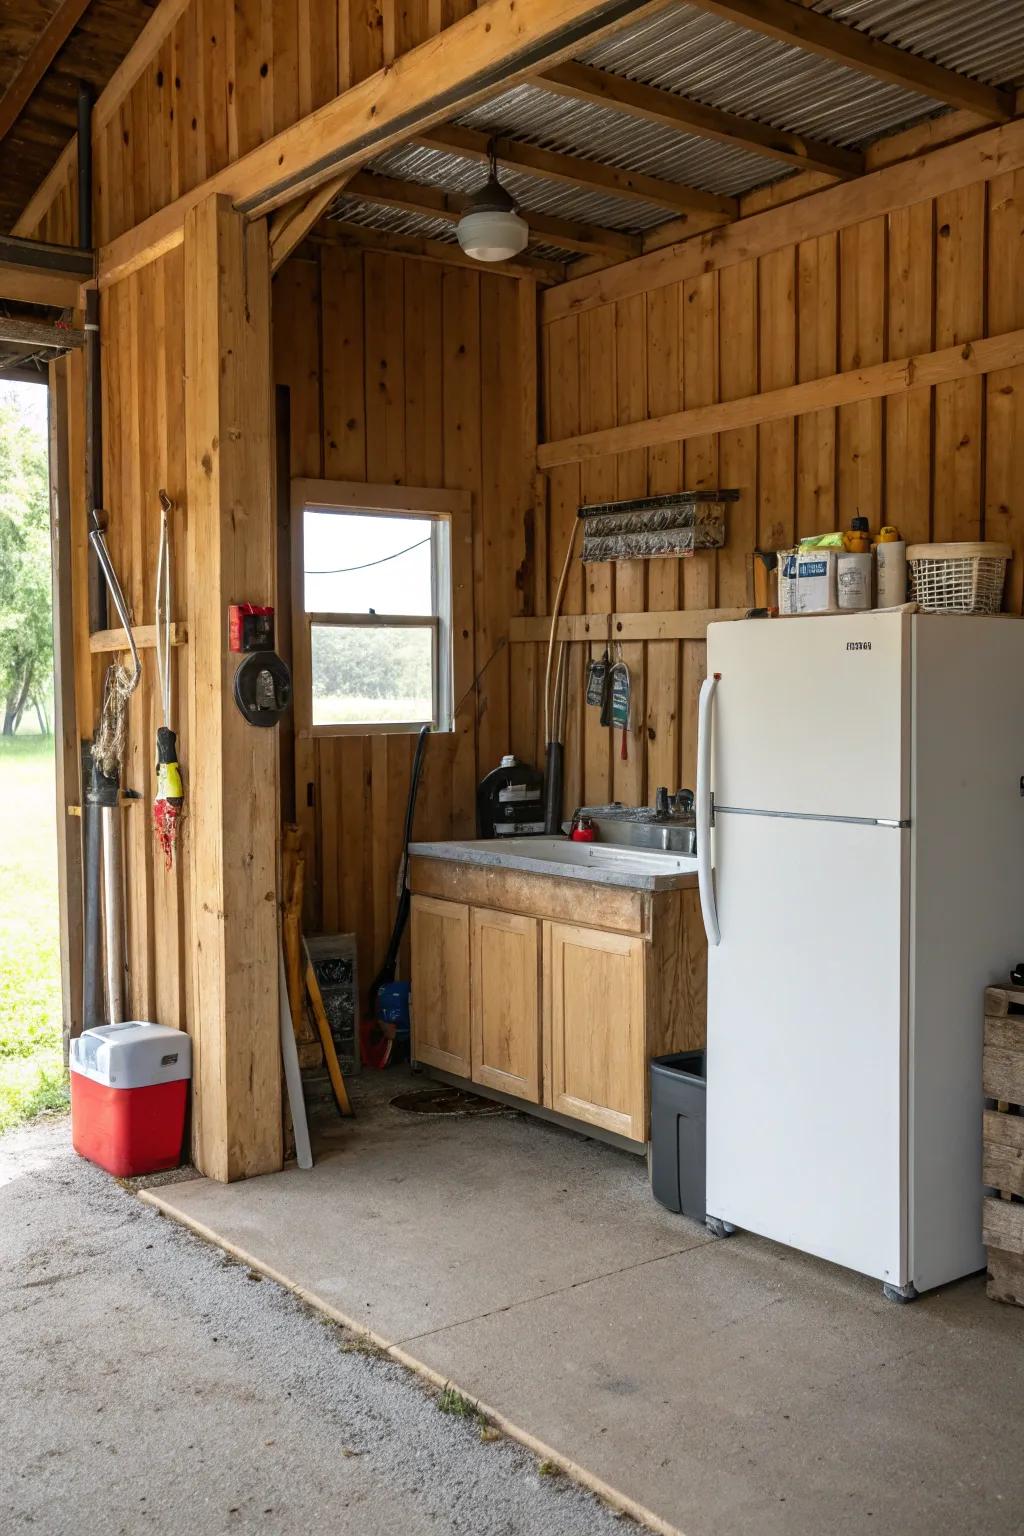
xmin=183 ymin=194 xmax=282 ymax=1182
xmin=0 ymin=0 xmax=93 ymax=146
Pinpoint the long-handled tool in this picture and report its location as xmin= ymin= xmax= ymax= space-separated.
xmin=88 ymin=511 xmax=140 ymax=1024
xmin=153 ymin=491 xmax=184 ymax=868
xmin=543 ymin=515 xmax=580 ymax=834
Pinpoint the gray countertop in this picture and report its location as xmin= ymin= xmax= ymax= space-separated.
xmin=407 ymin=837 xmax=698 ymax=892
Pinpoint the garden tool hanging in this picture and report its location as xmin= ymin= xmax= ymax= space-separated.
xmin=153 ymin=490 xmax=183 ymax=869
xmin=88 ymin=509 xmax=141 ymax=1024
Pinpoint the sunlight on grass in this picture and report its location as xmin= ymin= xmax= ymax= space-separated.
xmin=0 ymin=733 xmax=67 ymax=1134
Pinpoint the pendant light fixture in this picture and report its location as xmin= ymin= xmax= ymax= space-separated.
xmin=456 ymin=142 xmax=528 ymax=263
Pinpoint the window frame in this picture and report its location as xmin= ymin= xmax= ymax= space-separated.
xmin=290 ymin=479 xmax=473 ymax=741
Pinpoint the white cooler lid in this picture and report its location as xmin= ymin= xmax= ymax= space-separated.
xmin=69 ymin=1022 xmax=191 ymax=1089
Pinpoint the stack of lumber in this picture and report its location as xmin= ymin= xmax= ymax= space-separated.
xmin=982 ymin=983 xmax=1024 ymax=1307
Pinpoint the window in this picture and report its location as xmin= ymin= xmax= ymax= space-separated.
xmin=293 ymin=482 xmax=470 ymax=737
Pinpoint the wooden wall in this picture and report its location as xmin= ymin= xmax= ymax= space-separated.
xmin=274 ymin=242 xmax=535 ymax=992
xmin=527 ymin=162 xmax=1024 ymax=815
xmin=17 ymin=0 xmax=481 ymax=245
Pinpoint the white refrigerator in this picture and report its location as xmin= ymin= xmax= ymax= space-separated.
xmin=697 ymin=611 xmax=1024 ymax=1298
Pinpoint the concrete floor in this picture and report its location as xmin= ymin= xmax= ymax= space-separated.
xmin=0 ymin=1112 xmax=633 ymax=1536
xmin=142 ymin=1069 xmax=1024 ymax=1536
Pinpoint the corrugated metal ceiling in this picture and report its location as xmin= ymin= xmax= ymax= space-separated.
xmin=369 ymin=141 xmax=672 ymax=233
xmin=327 ymin=1 xmax=1024 ymax=269
xmin=457 ymin=83 xmax=790 ymax=197
xmin=814 ymin=0 xmax=1024 ymax=87
xmin=580 ymin=5 xmax=939 ymax=148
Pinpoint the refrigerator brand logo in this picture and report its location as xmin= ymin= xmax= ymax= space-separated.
xmin=846 ymin=641 xmax=873 ymax=651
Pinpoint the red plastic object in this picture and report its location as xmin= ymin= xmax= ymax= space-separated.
xmin=228 ymin=602 xmax=274 ymax=653
xmin=70 ymin=1074 xmax=188 ymax=1178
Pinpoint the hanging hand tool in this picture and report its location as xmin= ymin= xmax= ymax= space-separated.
xmin=153 ymin=491 xmax=184 ymax=869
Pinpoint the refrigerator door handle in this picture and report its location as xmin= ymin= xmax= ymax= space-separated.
xmin=697 ymin=674 xmax=720 ymax=946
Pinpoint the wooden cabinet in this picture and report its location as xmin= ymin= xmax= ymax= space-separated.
xmin=409 ymin=894 xmax=471 ymax=1076
xmin=471 ymin=908 xmax=541 ymax=1102
xmin=544 ymin=922 xmax=646 ymax=1141
xmin=409 ymin=860 xmax=706 ymax=1145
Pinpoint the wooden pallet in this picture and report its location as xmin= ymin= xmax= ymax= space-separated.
xmin=982 ymin=983 xmax=1024 ymax=1307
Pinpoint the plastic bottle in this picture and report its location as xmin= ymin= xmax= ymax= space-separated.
xmin=843 ymin=515 xmax=872 ymax=554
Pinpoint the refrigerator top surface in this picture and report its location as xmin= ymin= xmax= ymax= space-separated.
xmin=706 ymin=613 xmax=910 ymax=823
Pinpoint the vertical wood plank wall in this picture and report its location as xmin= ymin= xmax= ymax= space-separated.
xmin=533 ymin=169 xmax=1024 ymax=810
xmin=18 ymin=0 xmax=480 ymax=246
xmin=275 ymin=245 xmax=534 ymax=993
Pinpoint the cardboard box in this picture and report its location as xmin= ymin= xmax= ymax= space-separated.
xmin=778 ymin=548 xmax=838 ymax=615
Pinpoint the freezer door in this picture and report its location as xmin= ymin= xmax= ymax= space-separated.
xmin=707 ymin=614 xmax=910 ymax=822
xmin=705 ymin=810 xmax=908 ymax=1285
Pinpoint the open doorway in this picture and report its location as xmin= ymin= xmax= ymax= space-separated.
xmin=0 ymin=378 xmax=65 ymax=1131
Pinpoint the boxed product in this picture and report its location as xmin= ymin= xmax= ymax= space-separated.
xmin=778 ymin=547 xmax=839 ymax=615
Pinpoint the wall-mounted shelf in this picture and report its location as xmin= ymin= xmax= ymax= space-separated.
xmin=89 ymin=622 xmax=188 ymax=653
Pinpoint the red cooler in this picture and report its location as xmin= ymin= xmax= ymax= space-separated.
xmin=70 ymin=1022 xmax=191 ymax=1177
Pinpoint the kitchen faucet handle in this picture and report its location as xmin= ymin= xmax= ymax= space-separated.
xmin=674 ymin=788 xmax=695 ymax=815
xmin=655 ymin=786 xmax=670 ymax=817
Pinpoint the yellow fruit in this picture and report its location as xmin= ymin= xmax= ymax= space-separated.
xmin=878 ymin=526 xmax=901 ymax=543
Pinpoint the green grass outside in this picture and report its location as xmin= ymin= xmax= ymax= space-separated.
xmin=0 ymin=732 xmax=68 ymax=1134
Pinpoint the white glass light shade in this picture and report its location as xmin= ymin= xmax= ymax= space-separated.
xmin=455 ymin=206 xmax=529 ymax=262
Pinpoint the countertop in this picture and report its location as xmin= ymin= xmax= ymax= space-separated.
xmin=407 ymin=837 xmax=699 ymax=892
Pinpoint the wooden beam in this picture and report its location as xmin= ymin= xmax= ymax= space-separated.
xmin=0 ymin=0 xmax=93 ymax=146
xmin=538 ymin=328 xmax=1024 ymax=468
xmin=269 ymin=172 xmax=355 ymax=274
xmin=0 ymin=317 xmax=85 ymax=350
xmin=95 ymin=0 xmax=674 ymax=288
xmin=0 ymin=233 xmax=94 ymax=276
xmin=543 ymin=115 xmax=1024 ymax=322
xmin=686 ymin=0 xmax=1014 ymax=122
xmin=13 ymin=0 xmax=193 ymax=236
xmin=313 ymin=218 xmax=567 ymax=283
xmin=88 ymin=622 xmax=188 ymax=653
xmin=346 ymin=170 xmax=639 ymax=258
xmin=538 ymin=61 xmax=864 ymax=179
xmin=0 ymin=264 xmax=81 ymax=308
xmin=418 ymin=123 xmax=737 ymax=219
xmin=183 ymin=194 xmax=282 ymax=1182
xmin=509 ymin=607 xmax=749 ymax=641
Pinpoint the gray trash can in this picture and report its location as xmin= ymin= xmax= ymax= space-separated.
xmin=650 ymin=1051 xmax=706 ymax=1221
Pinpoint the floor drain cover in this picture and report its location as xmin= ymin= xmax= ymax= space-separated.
xmin=390 ymin=1087 xmax=507 ymax=1117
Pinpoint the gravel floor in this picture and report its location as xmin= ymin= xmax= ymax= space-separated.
xmin=0 ymin=1115 xmax=629 ymax=1536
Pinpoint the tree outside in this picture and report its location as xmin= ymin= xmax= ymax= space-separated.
xmin=0 ymin=383 xmax=64 ymax=1133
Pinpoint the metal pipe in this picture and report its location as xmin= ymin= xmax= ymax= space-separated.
xmin=81 ymin=743 xmax=104 ymax=1029
xmin=76 ymin=84 xmax=92 ymax=249
xmin=100 ymin=804 xmax=126 ymax=1023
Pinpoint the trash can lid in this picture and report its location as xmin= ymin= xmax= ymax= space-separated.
xmin=69 ymin=1021 xmax=191 ymax=1089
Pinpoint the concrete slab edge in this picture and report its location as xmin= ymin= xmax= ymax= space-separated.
xmin=137 ymin=1187 xmax=687 ymax=1536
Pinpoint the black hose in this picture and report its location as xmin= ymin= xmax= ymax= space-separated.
xmin=543 ymin=740 xmax=563 ymax=834
xmin=370 ymin=724 xmax=431 ymax=1000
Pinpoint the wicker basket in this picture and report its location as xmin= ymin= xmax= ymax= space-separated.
xmin=906 ymin=542 xmax=1012 ymax=614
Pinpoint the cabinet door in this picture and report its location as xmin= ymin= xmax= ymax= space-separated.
xmin=471 ymin=908 xmax=541 ymax=1103
xmin=410 ymin=895 xmax=471 ymax=1077
xmin=544 ymin=922 xmax=646 ymax=1141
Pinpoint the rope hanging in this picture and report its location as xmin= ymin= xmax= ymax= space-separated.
xmin=88 ymin=513 xmax=141 ymax=779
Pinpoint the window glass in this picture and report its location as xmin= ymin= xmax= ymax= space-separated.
xmin=304 ymin=511 xmax=433 ymax=615
xmin=310 ymin=623 xmax=434 ymax=727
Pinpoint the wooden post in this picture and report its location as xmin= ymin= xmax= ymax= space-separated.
xmin=47 ymin=353 xmax=84 ymax=1057
xmin=183 ymin=193 xmax=282 ymax=1181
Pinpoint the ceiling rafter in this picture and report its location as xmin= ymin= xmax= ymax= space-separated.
xmin=344 ymin=171 xmax=641 ymax=259
xmin=0 ymin=0 xmax=94 ymax=146
xmin=416 ymin=123 xmax=737 ymax=221
xmin=537 ymin=60 xmax=864 ymax=179
xmin=312 ymin=217 xmax=568 ymax=283
xmin=684 ymin=0 xmax=1014 ymax=122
